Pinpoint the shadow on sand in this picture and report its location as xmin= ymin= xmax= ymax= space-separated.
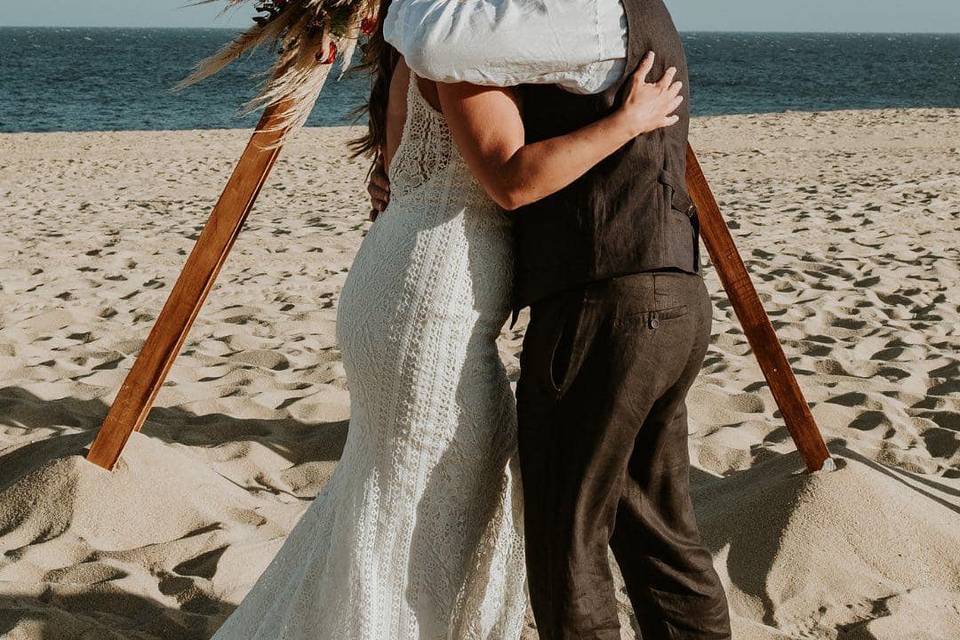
xmin=0 ymin=591 xmax=235 ymax=640
xmin=0 ymin=385 xmax=349 ymax=479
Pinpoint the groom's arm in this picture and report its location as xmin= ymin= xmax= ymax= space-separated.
xmin=383 ymin=0 xmax=627 ymax=95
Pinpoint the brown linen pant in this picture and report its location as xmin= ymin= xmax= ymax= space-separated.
xmin=516 ymin=271 xmax=731 ymax=640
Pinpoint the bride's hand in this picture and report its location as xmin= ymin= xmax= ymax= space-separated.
xmin=615 ymin=52 xmax=685 ymax=137
xmin=368 ymin=156 xmax=391 ymax=221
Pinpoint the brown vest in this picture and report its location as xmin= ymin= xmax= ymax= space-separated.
xmin=514 ymin=0 xmax=700 ymax=309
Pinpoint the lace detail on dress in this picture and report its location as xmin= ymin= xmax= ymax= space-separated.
xmin=388 ymin=73 xmax=454 ymax=200
xmin=211 ymin=70 xmax=526 ymax=640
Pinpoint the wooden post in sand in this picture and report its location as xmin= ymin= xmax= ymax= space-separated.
xmin=86 ymin=101 xmax=293 ymax=470
xmin=686 ymin=145 xmax=832 ymax=472
xmin=85 ymin=115 xmax=831 ymax=472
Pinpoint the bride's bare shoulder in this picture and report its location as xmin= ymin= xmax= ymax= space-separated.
xmin=415 ymin=77 xmax=443 ymax=113
xmin=385 ymin=58 xmax=411 ymax=168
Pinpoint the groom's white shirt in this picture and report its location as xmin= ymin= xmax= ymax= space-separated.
xmin=383 ymin=0 xmax=628 ymax=95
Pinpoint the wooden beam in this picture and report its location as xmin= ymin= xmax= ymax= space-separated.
xmin=86 ymin=102 xmax=293 ymax=470
xmin=686 ymin=144 xmax=833 ymax=472
xmin=86 ymin=103 xmax=831 ymax=474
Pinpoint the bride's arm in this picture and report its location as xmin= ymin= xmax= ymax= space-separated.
xmin=438 ymin=53 xmax=682 ymax=211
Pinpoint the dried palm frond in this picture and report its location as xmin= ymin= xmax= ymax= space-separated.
xmin=178 ymin=0 xmax=380 ymax=137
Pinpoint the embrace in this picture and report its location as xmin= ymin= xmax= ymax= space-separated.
xmin=213 ymin=0 xmax=731 ymax=638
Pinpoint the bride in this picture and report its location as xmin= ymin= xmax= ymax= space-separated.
xmin=211 ymin=9 xmax=684 ymax=640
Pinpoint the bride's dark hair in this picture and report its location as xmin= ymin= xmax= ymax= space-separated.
xmin=349 ymin=0 xmax=399 ymax=162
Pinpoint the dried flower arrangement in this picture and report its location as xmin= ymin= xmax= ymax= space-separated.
xmin=179 ymin=0 xmax=381 ymax=133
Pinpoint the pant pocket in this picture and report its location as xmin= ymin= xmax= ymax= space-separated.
xmin=548 ymin=293 xmax=595 ymax=398
xmin=549 ymin=309 xmax=580 ymax=395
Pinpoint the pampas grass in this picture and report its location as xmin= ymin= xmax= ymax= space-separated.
xmin=178 ymin=0 xmax=378 ymax=137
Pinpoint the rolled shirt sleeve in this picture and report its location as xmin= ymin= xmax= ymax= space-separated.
xmin=383 ymin=0 xmax=628 ymax=95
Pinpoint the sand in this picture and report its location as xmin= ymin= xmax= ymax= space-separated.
xmin=0 ymin=108 xmax=958 ymax=639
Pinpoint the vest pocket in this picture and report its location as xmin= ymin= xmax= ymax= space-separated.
xmin=658 ymin=170 xmax=697 ymax=218
xmin=658 ymin=170 xmax=701 ymax=272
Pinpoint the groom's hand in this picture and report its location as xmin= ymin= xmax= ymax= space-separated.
xmin=368 ymin=156 xmax=391 ymax=221
xmin=617 ymin=52 xmax=685 ymax=137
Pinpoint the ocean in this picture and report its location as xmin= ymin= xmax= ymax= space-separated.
xmin=2 ymin=28 xmax=959 ymax=133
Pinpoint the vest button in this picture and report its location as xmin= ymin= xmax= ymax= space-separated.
xmin=649 ymin=316 xmax=661 ymax=330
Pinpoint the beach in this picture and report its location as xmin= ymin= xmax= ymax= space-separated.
xmin=1 ymin=108 xmax=959 ymax=639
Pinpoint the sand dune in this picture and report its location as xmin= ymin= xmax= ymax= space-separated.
xmin=1 ymin=109 xmax=958 ymax=639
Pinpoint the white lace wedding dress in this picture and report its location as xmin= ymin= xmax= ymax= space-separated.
xmin=211 ymin=72 xmax=528 ymax=640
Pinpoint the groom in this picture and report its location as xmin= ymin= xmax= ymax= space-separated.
xmin=374 ymin=0 xmax=731 ymax=637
